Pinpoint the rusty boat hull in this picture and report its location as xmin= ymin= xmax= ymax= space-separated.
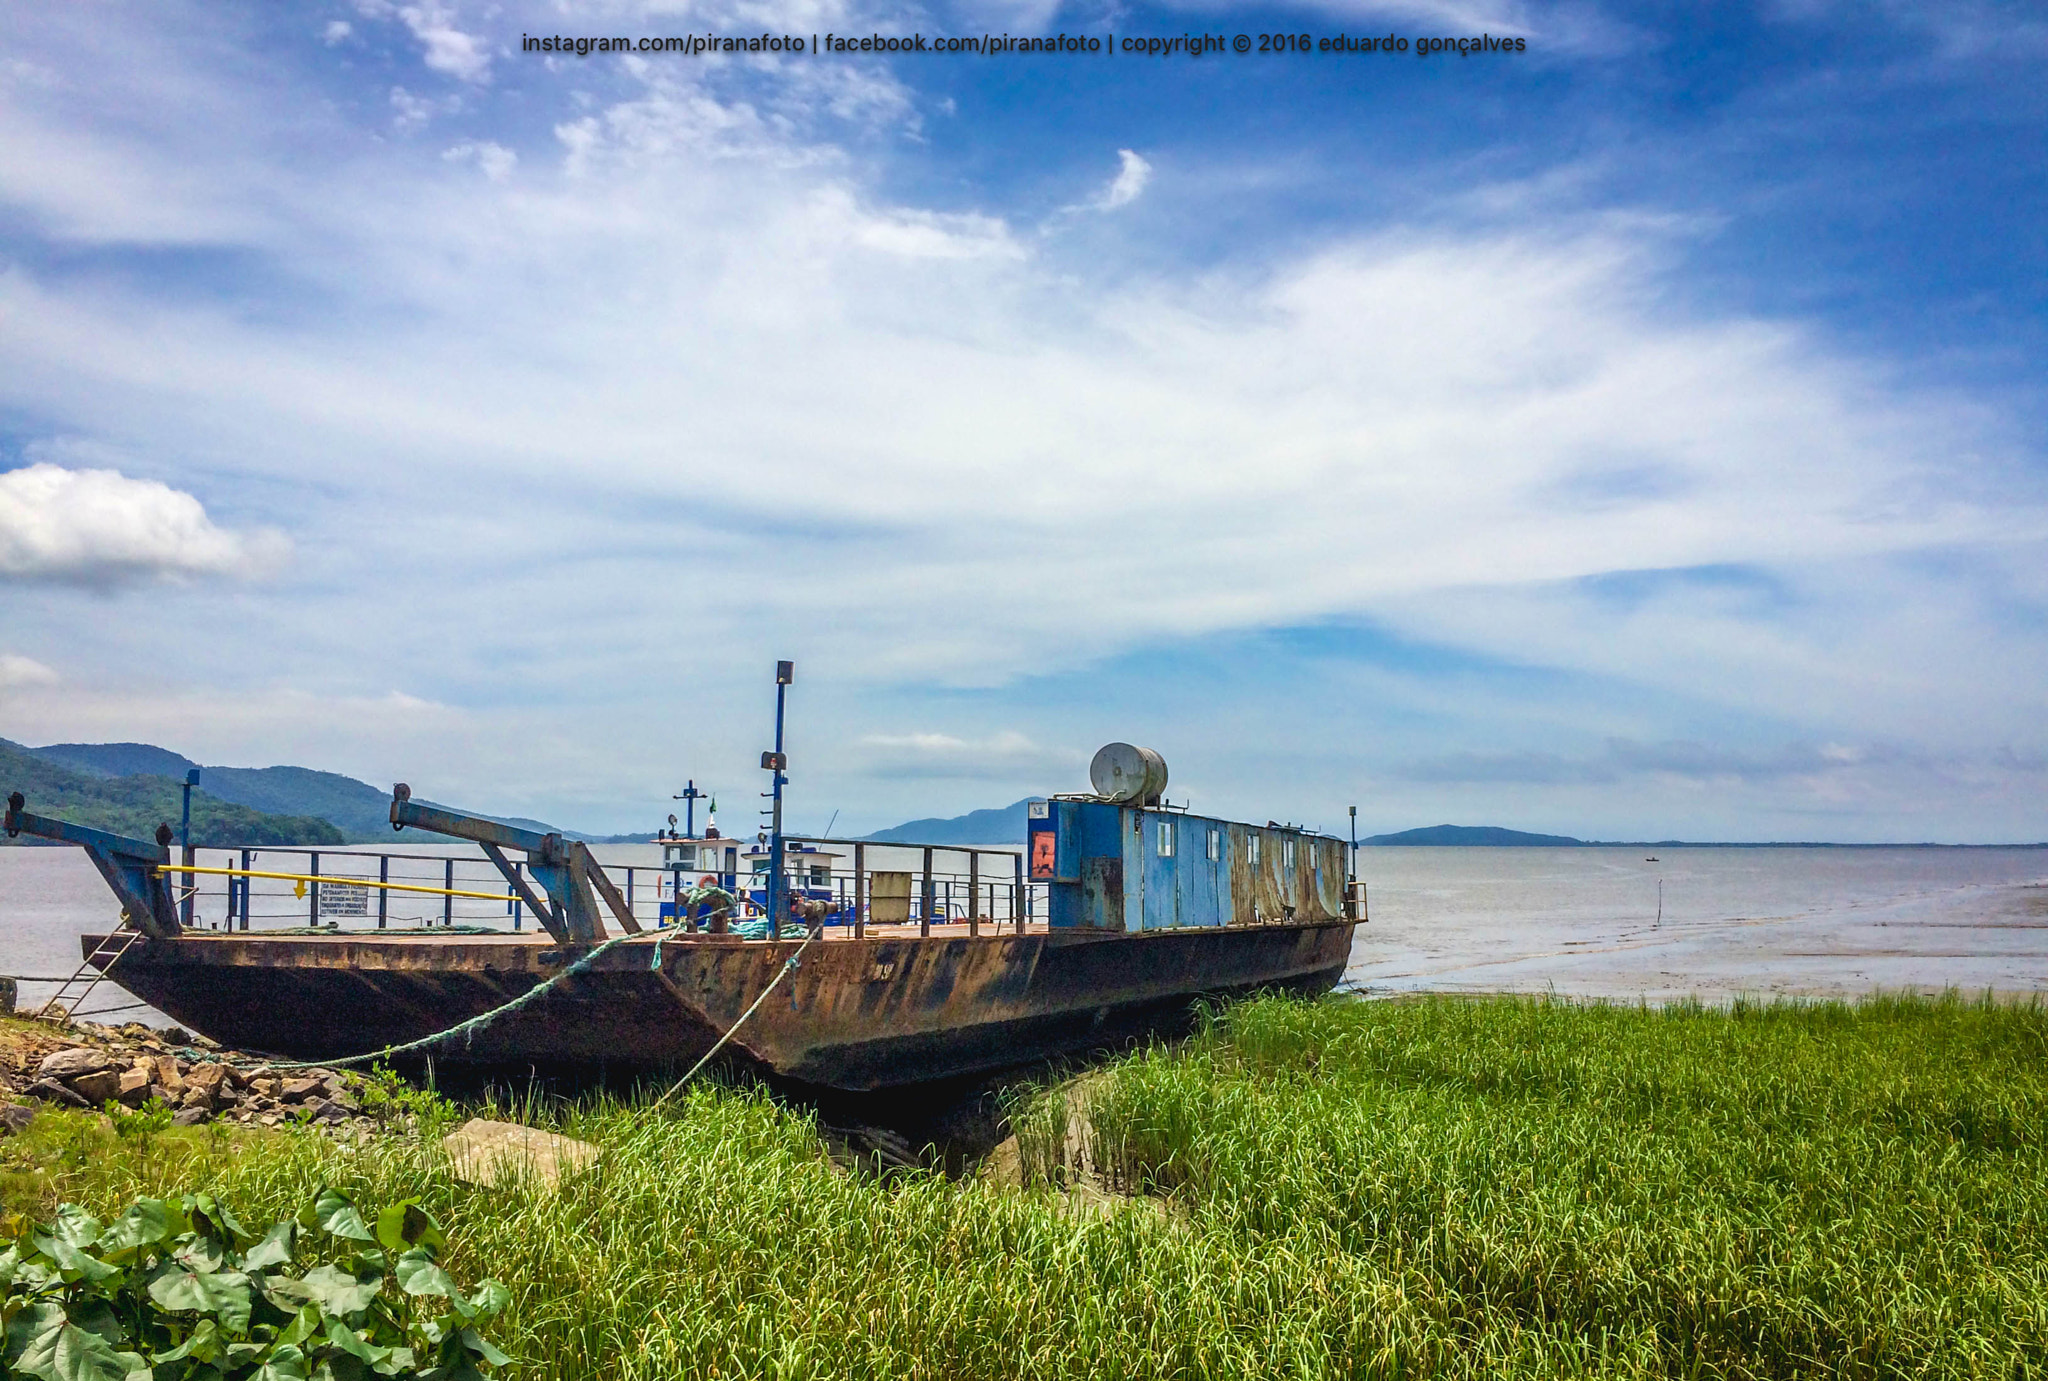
xmin=86 ymin=921 xmax=1355 ymax=1090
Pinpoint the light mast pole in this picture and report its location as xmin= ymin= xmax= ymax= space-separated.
xmin=763 ymin=661 xmax=793 ymax=928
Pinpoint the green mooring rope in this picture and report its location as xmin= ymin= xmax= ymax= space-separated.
xmin=152 ymin=878 xmax=810 ymax=1079
xmin=266 ymin=934 xmax=639 ymax=1070
xmin=266 ymin=916 xmax=820 ymax=1081
xmin=270 ymin=883 xmax=750 ymax=1070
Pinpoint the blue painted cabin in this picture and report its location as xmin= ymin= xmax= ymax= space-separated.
xmin=1027 ymin=798 xmax=1348 ymax=931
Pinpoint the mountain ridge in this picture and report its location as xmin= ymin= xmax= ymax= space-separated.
xmin=861 ymin=799 xmax=1032 ymax=846
xmin=0 ymin=739 xmax=346 ymax=847
xmin=26 ymin=741 xmax=577 ymax=841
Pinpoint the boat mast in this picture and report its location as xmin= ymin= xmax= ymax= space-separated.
xmin=673 ymin=780 xmax=705 ymax=837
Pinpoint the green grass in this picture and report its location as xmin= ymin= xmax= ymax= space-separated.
xmin=8 ymin=992 xmax=2048 ymax=1378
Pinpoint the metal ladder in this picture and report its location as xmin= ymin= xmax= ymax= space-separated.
xmin=35 ymin=927 xmax=144 ymax=1024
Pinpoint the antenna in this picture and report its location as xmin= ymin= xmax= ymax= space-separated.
xmin=671 ymin=780 xmax=706 ymax=837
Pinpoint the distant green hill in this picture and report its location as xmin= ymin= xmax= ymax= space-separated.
xmin=1361 ymin=824 xmax=1587 ymax=846
xmin=1 ymin=739 xmax=346 ymax=847
xmin=29 ymin=741 xmax=574 ymax=841
xmin=33 ymin=742 xmax=198 ymax=779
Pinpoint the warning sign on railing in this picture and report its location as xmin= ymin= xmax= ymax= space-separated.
xmin=320 ymin=882 xmax=370 ymax=917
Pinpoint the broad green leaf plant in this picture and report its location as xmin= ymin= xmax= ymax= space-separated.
xmin=1 ymin=1186 xmax=509 ymax=1380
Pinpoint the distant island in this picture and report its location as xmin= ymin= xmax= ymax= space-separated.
xmin=1361 ymin=824 xmax=2045 ymax=848
xmin=1362 ymin=825 xmax=1586 ymax=846
xmin=858 ymin=809 xmax=2044 ymax=849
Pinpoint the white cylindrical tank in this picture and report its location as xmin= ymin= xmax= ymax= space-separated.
xmin=1089 ymin=743 xmax=1169 ymax=803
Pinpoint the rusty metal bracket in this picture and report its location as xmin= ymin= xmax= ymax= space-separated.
xmin=388 ymin=785 xmax=621 ymax=945
xmin=4 ymin=793 xmax=181 ymax=938
xmin=576 ymin=841 xmax=642 ymax=935
xmin=478 ymin=841 xmax=563 ymax=937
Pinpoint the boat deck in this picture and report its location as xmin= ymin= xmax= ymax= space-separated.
xmin=154 ymin=916 xmax=1370 ymax=945
xmin=162 ymin=919 xmax=1061 ymax=944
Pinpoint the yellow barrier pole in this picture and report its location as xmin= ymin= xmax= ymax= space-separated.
xmin=152 ymin=862 xmax=518 ymax=906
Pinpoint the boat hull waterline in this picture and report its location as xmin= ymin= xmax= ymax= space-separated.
xmin=86 ymin=922 xmax=1355 ymax=1090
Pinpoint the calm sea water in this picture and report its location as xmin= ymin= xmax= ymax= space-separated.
xmin=3 ymin=842 xmax=2043 ymax=1023
xmin=1348 ymin=845 xmax=2048 ymax=1000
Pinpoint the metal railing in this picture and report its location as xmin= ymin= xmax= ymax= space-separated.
xmin=155 ymin=840 xmax=1038 ymax=939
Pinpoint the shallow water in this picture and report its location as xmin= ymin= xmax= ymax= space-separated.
xmin=1348 ymin=845 xmax=2048 ymax=1000
xmin=2 ymin=842 xmax=2043 ymax=1025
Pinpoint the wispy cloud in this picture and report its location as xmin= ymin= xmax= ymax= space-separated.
xmin=853 ymin=731 xmax=1082 ymax=779
xmin=0 ymin=654 xmax=59 ymax=690
xmin=1097 ymin=150 xmax=1152 ymax=210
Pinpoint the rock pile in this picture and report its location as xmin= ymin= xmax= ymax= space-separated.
xmin=1 ymin=1021 xmax=374 ymax=1132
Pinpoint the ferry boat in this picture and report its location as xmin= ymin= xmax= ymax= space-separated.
xmin=8 ymin=728 xmax=1364 ymax=1090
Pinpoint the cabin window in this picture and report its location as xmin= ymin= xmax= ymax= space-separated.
xmin=1206 ymin=828 xmax=1220 ymax=861
xmin=1157 ymin=820 xmax=1175 ymax=857
xmin=808 ymin=865 xmax=830 ymax=885
xmin=1248 ymin=834 xmax=1261 ymax=865
xmin=1283 ymin=838 xmax=1296 ymax=870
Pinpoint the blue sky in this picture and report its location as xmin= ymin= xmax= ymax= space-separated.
xmin=2 ymin=0 xmax=2044 ymax=841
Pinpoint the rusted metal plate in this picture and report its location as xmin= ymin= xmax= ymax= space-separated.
xmin=85 ymin=920 xmax=1356 ymax=1090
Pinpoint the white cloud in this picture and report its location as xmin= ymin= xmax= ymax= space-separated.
xmin=323 ymin=20 xmax=353 ymax=44
xmin=389 ymin=85 xmax=458 ymax=130
xmin=398 ymin=3 xmax=491 ymax=83
xmin=443 ymin=139 xmax=517 ymax=181
xmin=0 ymin=654 xmax=58 ymax=689
xmin=854 ymin=732 xmax=1081 ymax=780
xmin=0 ymin=461 xmax=289 ymax=588
xmin=1097 ymin=149 xmax=1151 ymax=210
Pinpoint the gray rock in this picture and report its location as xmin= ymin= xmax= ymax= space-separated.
xmin=38 ymin=1048 xmax=113 ymax=1082
xmin=116 ymin=1069 xmax=156 ymax=1108
xmin=185 ymin=1062 xmax=229 ymax=1093
xmin=171 ymin=1106 xmax=210 ymax=1126
xmin=25 ymin=1079 xmax=89 ymax=1109
xmin=69 ymin=1070 xmax=123 ymax=1105
xmin=0 ymin=1103 xmax=34 ymax=1135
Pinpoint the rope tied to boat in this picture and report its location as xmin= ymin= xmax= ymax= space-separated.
xmin=263 ymin=934 xmax=639 ymax=1070
xmin=652 ymin=923 xmax=822 ymax=1108
xmin=246 ymin=917 xmax=819 ymax=1085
